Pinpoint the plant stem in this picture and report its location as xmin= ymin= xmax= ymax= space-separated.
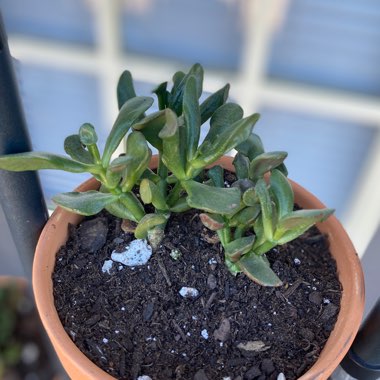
xmin=88 ymin=144 xmax=101 ymax=164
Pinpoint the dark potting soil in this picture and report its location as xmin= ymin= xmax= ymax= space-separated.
xmin=53 ymin=209 xmax=341 ymax=380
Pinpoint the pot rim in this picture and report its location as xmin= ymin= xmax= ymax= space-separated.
xmin=33 ymin=155 xmax=365 ymax=380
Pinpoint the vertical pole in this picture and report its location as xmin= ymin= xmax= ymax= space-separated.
xmin=0 ymin=11 xmax=48 ymax=280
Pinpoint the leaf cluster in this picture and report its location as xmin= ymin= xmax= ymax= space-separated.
xmin=0 ymin=64 xmax=334 ymax=285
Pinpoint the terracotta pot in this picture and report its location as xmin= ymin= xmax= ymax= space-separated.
xmin=33 ymin=156 xmax=365 ymax=380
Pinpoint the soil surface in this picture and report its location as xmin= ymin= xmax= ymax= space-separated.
xmin=53 ymin=207 xmax=341 ymax=380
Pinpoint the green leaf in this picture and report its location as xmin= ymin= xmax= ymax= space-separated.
xmin=225 ymin=236 xmax=255 ymax=262
xmin=133 ymin=110 xmax=167 ymax=151
xmin=135 ymin=213 xmax=168 ymax=239
xmin=242 ymin=187 xmax=258 ymax=206
xmin=238 ymin=254 xmax=283 ymax=287
xmin=270 ymin=169 xmax=294 ymax=219
xmin=276 ymin=163 xmax=288 ymax=177
xmin=255 ymin=179 xmax=274 ymax=241
xmin=0 ymin=152 xmax=98 ymax=173
xmin=104 ymin=199 xmax=137 ymax=221
xmin=79 ymin=123 xmax=98 ymax=145
xmin=200 ymin=83 xmax=230 ymax=125
xmin=158 ymin=109 xmax=187 ymax=180
xmin=152 ymin=81 xmax=169 ymax=110
xmin=169 ymin=64 xmax=204 ymax=115
xmin=102 ymin=96 xmax=153 ymax=166
xmin=182 ymin=180 xmax=241 ymax=215
xmin=140 ymin=178 xmax=168 ymax=210
xmin=199 ymin=213 xmax=225 ymax=231
xmin=275 ymin=209 xmax=335 ymax=244
xmin=233 ymin=153 xmax=250 ymax=179
xmin=120 ymin=131 xmax=152 ymax=192
xmin=52 ymin=191 xmax=117 ymax=215
xmin=230 ymin=205 xmax=261 ymax=227
xmin=183 ymin=75 xmax=201 ymax=162
xmin=249 ymin=151 xmax=288 ymax=180
xmin=117 ymin=70 xmax=137 ymax=109
xmin=207 ymin=165 xmax=224 ymax=187
xmin=64 ymin=135 xmax=93 ymax=164
xmin=236 ymin=133 xmax=264 ymax=161
xmin=192 ymin=112 xmax=259 ymax=169
xmin=231 ymin=179 xmax=255 ymax=193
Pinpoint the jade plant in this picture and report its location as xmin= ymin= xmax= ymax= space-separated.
xmin=0 ymin=63 xmax=333 ymax=286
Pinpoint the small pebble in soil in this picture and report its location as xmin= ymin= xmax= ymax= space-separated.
xmin=101 ymin=260 xmax=113 ymax=274
xmin=111 ymin=239 xmax=152 ymax=266
xmin=294 ymin=258 xmax=301 ymax=265
xmin=179 ymin=287 xmax=199 ymax=298
xmin=201 ymin=329 xmax=209 ymax=340
xmin=78 ymin=217 xmax=108 ymax=253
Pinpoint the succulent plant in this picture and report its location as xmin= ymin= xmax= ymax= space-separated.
xmin=0 ymin=63 xmax=333 ymax=286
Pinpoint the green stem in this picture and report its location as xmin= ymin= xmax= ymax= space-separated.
xmin=88 ymin=144 xmax=101 ymax=164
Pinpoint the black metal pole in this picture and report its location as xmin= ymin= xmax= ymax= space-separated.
xmin=340 ymin=298 xmax=380 ymax=379
xmin=0 ymin=11 xmax=48 ymax=280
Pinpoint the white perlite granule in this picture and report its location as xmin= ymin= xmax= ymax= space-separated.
xmin=201 ymin=329 xmax=209 ymax=340
xmin=111 ymin=239 xmax=152 ymax=266
xmin=277 ymin=373 xmax=286 ymax=380
xmin=179 ymin=287 xmax=199 ymax=298
xmin=101 ymin=260 xmax=113 ymax=274
xmin=137 ymin=376 xmax=152 ymax=380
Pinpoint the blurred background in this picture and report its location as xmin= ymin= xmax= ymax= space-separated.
xmin=0 ymin=0 xmax=379 ymax=314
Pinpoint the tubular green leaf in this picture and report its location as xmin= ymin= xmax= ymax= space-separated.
xmin=135 ymin=213 xmax=168 ymax=239
xmin=275 ymin=209 xmax=335 ymax=243
xmin=242 ymin=187 xmax=258 ymax=206
xmin=199 ymin=213 xmax=225 ymax=231
xmin=117 ymin=70 xmax=137 ymax=109
xmin=200 ymin=84 xmax=230 ymax=125
xmin=183 ymin=75 xmax=201 ymax=162
xmin=52 ymin=191 xmax=118 ymax=215
xmin=79 ymin=123 xmax=98 ymax=145
xmin=0 ymin=152 xmax=98 ymax=173
xmin=207 ymin=165 xmax=224 ymax=187
xmin=225 ymin=236 xmax=255 ymax=262
xmin=102 ymin=96 xmax=153 ymax=166
xmin=270 ymin=169 xmax=294 ymax=219
xmin=140 ymin=178 xmax=168 ymax=210
xmin=255 ymin=179 xmax=274 ymax=241
xmin=64 ymin=135 xmax=93 ymax=164
xmin=120 ymin=131 xmax=152 ymax=192
xmin=192 ymin=113 xmax=259 ymax=169
xmin=152 ymin=81 xmax=169 ymax=110
xmin=182 ymin=180 xmax=241 ymax=215
xmin=233 ymin=153 xmax=250 ymax=179
xmin=229 ymin=205 xmax=261 ymax=227
xmin=249 ymin=151 xmax=288 ymax=180
xmin=133 ymin=110 xmax=167 ymax=151
xmin=158 ymin=109 xmax=187 ymax=180
xmin=236 ymin=133 xmax=264 ymax=161
xmin=238 ymin=254 xmax=283 ymax=287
